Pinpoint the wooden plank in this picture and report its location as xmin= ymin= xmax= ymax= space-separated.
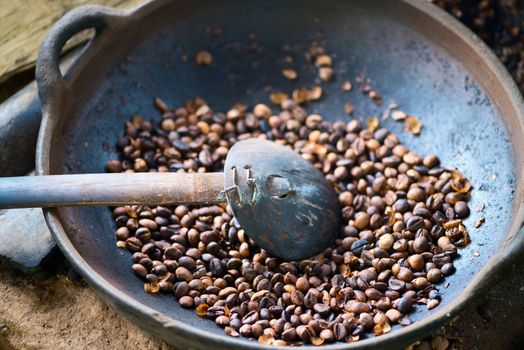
xmin=0 ymin=0 xmax=143 ymax=84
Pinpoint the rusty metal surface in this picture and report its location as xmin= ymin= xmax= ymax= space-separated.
xmin=224 ymin=138 xmax=340 ymax=260
xmin=29 ymin=0 xmax=524 ymax=349
xmin=0 ymin=172 xmax=224 ymax=208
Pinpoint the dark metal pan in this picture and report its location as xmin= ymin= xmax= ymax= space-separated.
xmin=32 ymin=0 xmax=524 ymax=348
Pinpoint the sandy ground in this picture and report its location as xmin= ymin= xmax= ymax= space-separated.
xmin=0 ymin=267 xmax=175 ymax=350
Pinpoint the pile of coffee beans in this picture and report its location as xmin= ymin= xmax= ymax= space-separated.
xmin=108 ymin=97 xmax=471 ymax=345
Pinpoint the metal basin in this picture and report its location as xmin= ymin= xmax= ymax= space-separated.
xmin=34 ymin=0 xmax=524 ymax=348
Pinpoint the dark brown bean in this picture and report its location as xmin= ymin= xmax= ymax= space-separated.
xmin=396 ymin=297 xmax=413 ymax=314
xmin=281 ymin=327 xmax=297 ymax=341
xmin=111 ymin=94 xmax=473 ymax=345
xmin=454 ymin=201 xmax=470 ymax=218
xmin=296 ymin=325 xmax=315 ymax=342
xmin=179 ymin=296 xmax=194 ymax=308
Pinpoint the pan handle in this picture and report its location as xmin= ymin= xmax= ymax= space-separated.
xmin=35 ymin=5 xmax=128 ymax=174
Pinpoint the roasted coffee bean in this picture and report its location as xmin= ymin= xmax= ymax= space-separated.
xmin=454 ymin=201 xmax=470 ymax=218
xmin=116 ymin=227 xmax=130 ymax=241
xmin=215 ymin=315 xmax=230 ymax=327
xmin=351 ymin=239 xmax=369 ymax=255
xmin=396 ymin=296 xmax=413 ymax=314
xmin=427 ymin=268 xmax=442 ymax=283
xmin=304 ymin=290 xmax=317 ymax=309
xmin=413 ymin=236 xmax=429 ymax=253
xmin=313 ymin=303 xmax=330 ymax=316
xmin=397 ymin=267 xmax=413 ymax=282
xmin=378 ymin=233 xmax=394 ymax=250
xmin=393 ymin=199 xmax=411 ymax=213
xmin=125 ymin=237 xmax=143 ymax=252
xmin=175 ymin=281 xmax=189 ymax=299
xmin=318 ymin=328 xmax=334 ymax=342
xmin=179 ymin=296 xmax=194 ymax=308
xmin=441 ymin=263 xmax=455 ymax=276
xmin=132 ymin=264 xmax=147 ymax=278
xmin=407 ymin=187 xmax=426 ymax=202
xmin=386 ymin=309 xmax=402 ymax=323
xmin=179 ymin=256 xmax=196 ymax=271
xmin=242 ymin=310 xmax=259 ymax=324
xmin=345 ymin=301 xmax=370 ymax=314
xmin=296 ymin=325 xmax=315 ymax=342
xmin=407 ymin=254 xmax=425 ymax=271
xmin=406 ymin=216 xmax=424 ymax=232
xmin=175 ymin=267 xmax=193 ymax=282
xmin=111 ymin=93 xmax=473 ymax=344
xmin=412 ymin=277 xmax=429 ymax=289
xmin=293 ymin=276 xmax=308 ymax=292
xmin=333 ymin=322 xmax=348 ymax=340
xmin=354 ymin=212 xmax=370 ymax=230
xmin=388 ymin=278 xmax=406 ymax=292
xmin=291 ymin=290 xmax=305 ymax=305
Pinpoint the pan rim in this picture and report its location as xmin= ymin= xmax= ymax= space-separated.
xmin=36 ymin=0 xmax=524 ymax=348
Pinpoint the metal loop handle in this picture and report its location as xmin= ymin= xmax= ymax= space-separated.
xmin=35 ymin=5 xmax=125 ymax=102
xmin=34 ymin=5 xmax=126 ymax=174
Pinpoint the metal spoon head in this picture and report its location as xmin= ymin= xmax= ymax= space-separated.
xmin=223 ymin=138 xmax=340 ymax=260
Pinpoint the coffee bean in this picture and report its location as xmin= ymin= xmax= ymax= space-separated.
xmin=296 ymin=325 xmax=315 ymax=342
xmin=138 ymin=218 xmax=158 ymax=231
xmin=388 ymin=278 xmax=406 ymax=292
xmin=132 ymin=264 xmax=147 ymax=278
xmin=281 ymin=327 xmax=297 ymax=341
xmin=392 ymin=198 xmax=410 ymax=214
xmin=407 ymin=187 xmax=426 ymax=202
xmin=351 ymin=239 xmax=369 ymax=255
xmin=378 ymin=233 xmax=394 ymax=250
xmin=215 ymin=315 xmax=230 ymax=327
xmin=334 ymin=166 xmax=349 ymax=180
xmin=333 ymin=323 xmax=348 ymax=340
xmin=239 ymin=324 xmax=252 ymax=337
xmin=413 ymin=236 xmax=429 ymax=253
xmin=345 ymin=301 xmax=370 ymax=314
xmin=408 ymin=254 xmax=425 ymax=271
xmin=427 ymin=299 xmax=440 ymax=310
xmin=291 ymin=290 xmax=305 ymax=305
xmin=397 ymin=267 xmax=413 ymax=282
xmin=313 ymin=303 xmax=330 ymax=316
xmin=175 ymin=267 xmax=193 ymax=282
xmin=296 ymin=277 xmax=309 ymax=292
xmin=179 ymin=256 xmax=196 ymax=271
xmin=116 ymin=227 xmax=130 ymax=241
xmin=354 ymin=212 xmax=370 ymax=230
xmin=412 ymin=277 xmax=429 ymax=289
xmin=423 ymin=154 xmax=440 ymax=168
xmin=125 ymin=237 xmax=143 ymax=252
xmin=111 ymin=90 xmax=473 ymax=344
xmin=319 ymin=329 xmax=334 ymax=342
xmin=179 ymin=296 xmax=194 ymax=308
xmin=441 ymin=263 xmax=455 ymax=276
xmin=396 ymin=296 xmax=413 ymax=313
xmin=427 ymin=268 xmax=442 ymax=283
xmin=454 ymin=201 xmax=470 ymax=218
xmin=242 ymin=310 xmax=259 ymax=324
xmin=386 ymin=309 xmax=402 ymax=323
xmin=406 ymin=216 xmax=424 ymax=232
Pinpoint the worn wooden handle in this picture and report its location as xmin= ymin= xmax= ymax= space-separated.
xmin=0 ymin=172 xmax=225 ymax=209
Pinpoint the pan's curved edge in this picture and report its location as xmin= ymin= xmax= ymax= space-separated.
xmin=35 ymin=0 xmax=524 ymax=349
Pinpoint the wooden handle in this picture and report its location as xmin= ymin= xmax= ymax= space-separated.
xmin=0 ymin=172 xmax=225 ymax=209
